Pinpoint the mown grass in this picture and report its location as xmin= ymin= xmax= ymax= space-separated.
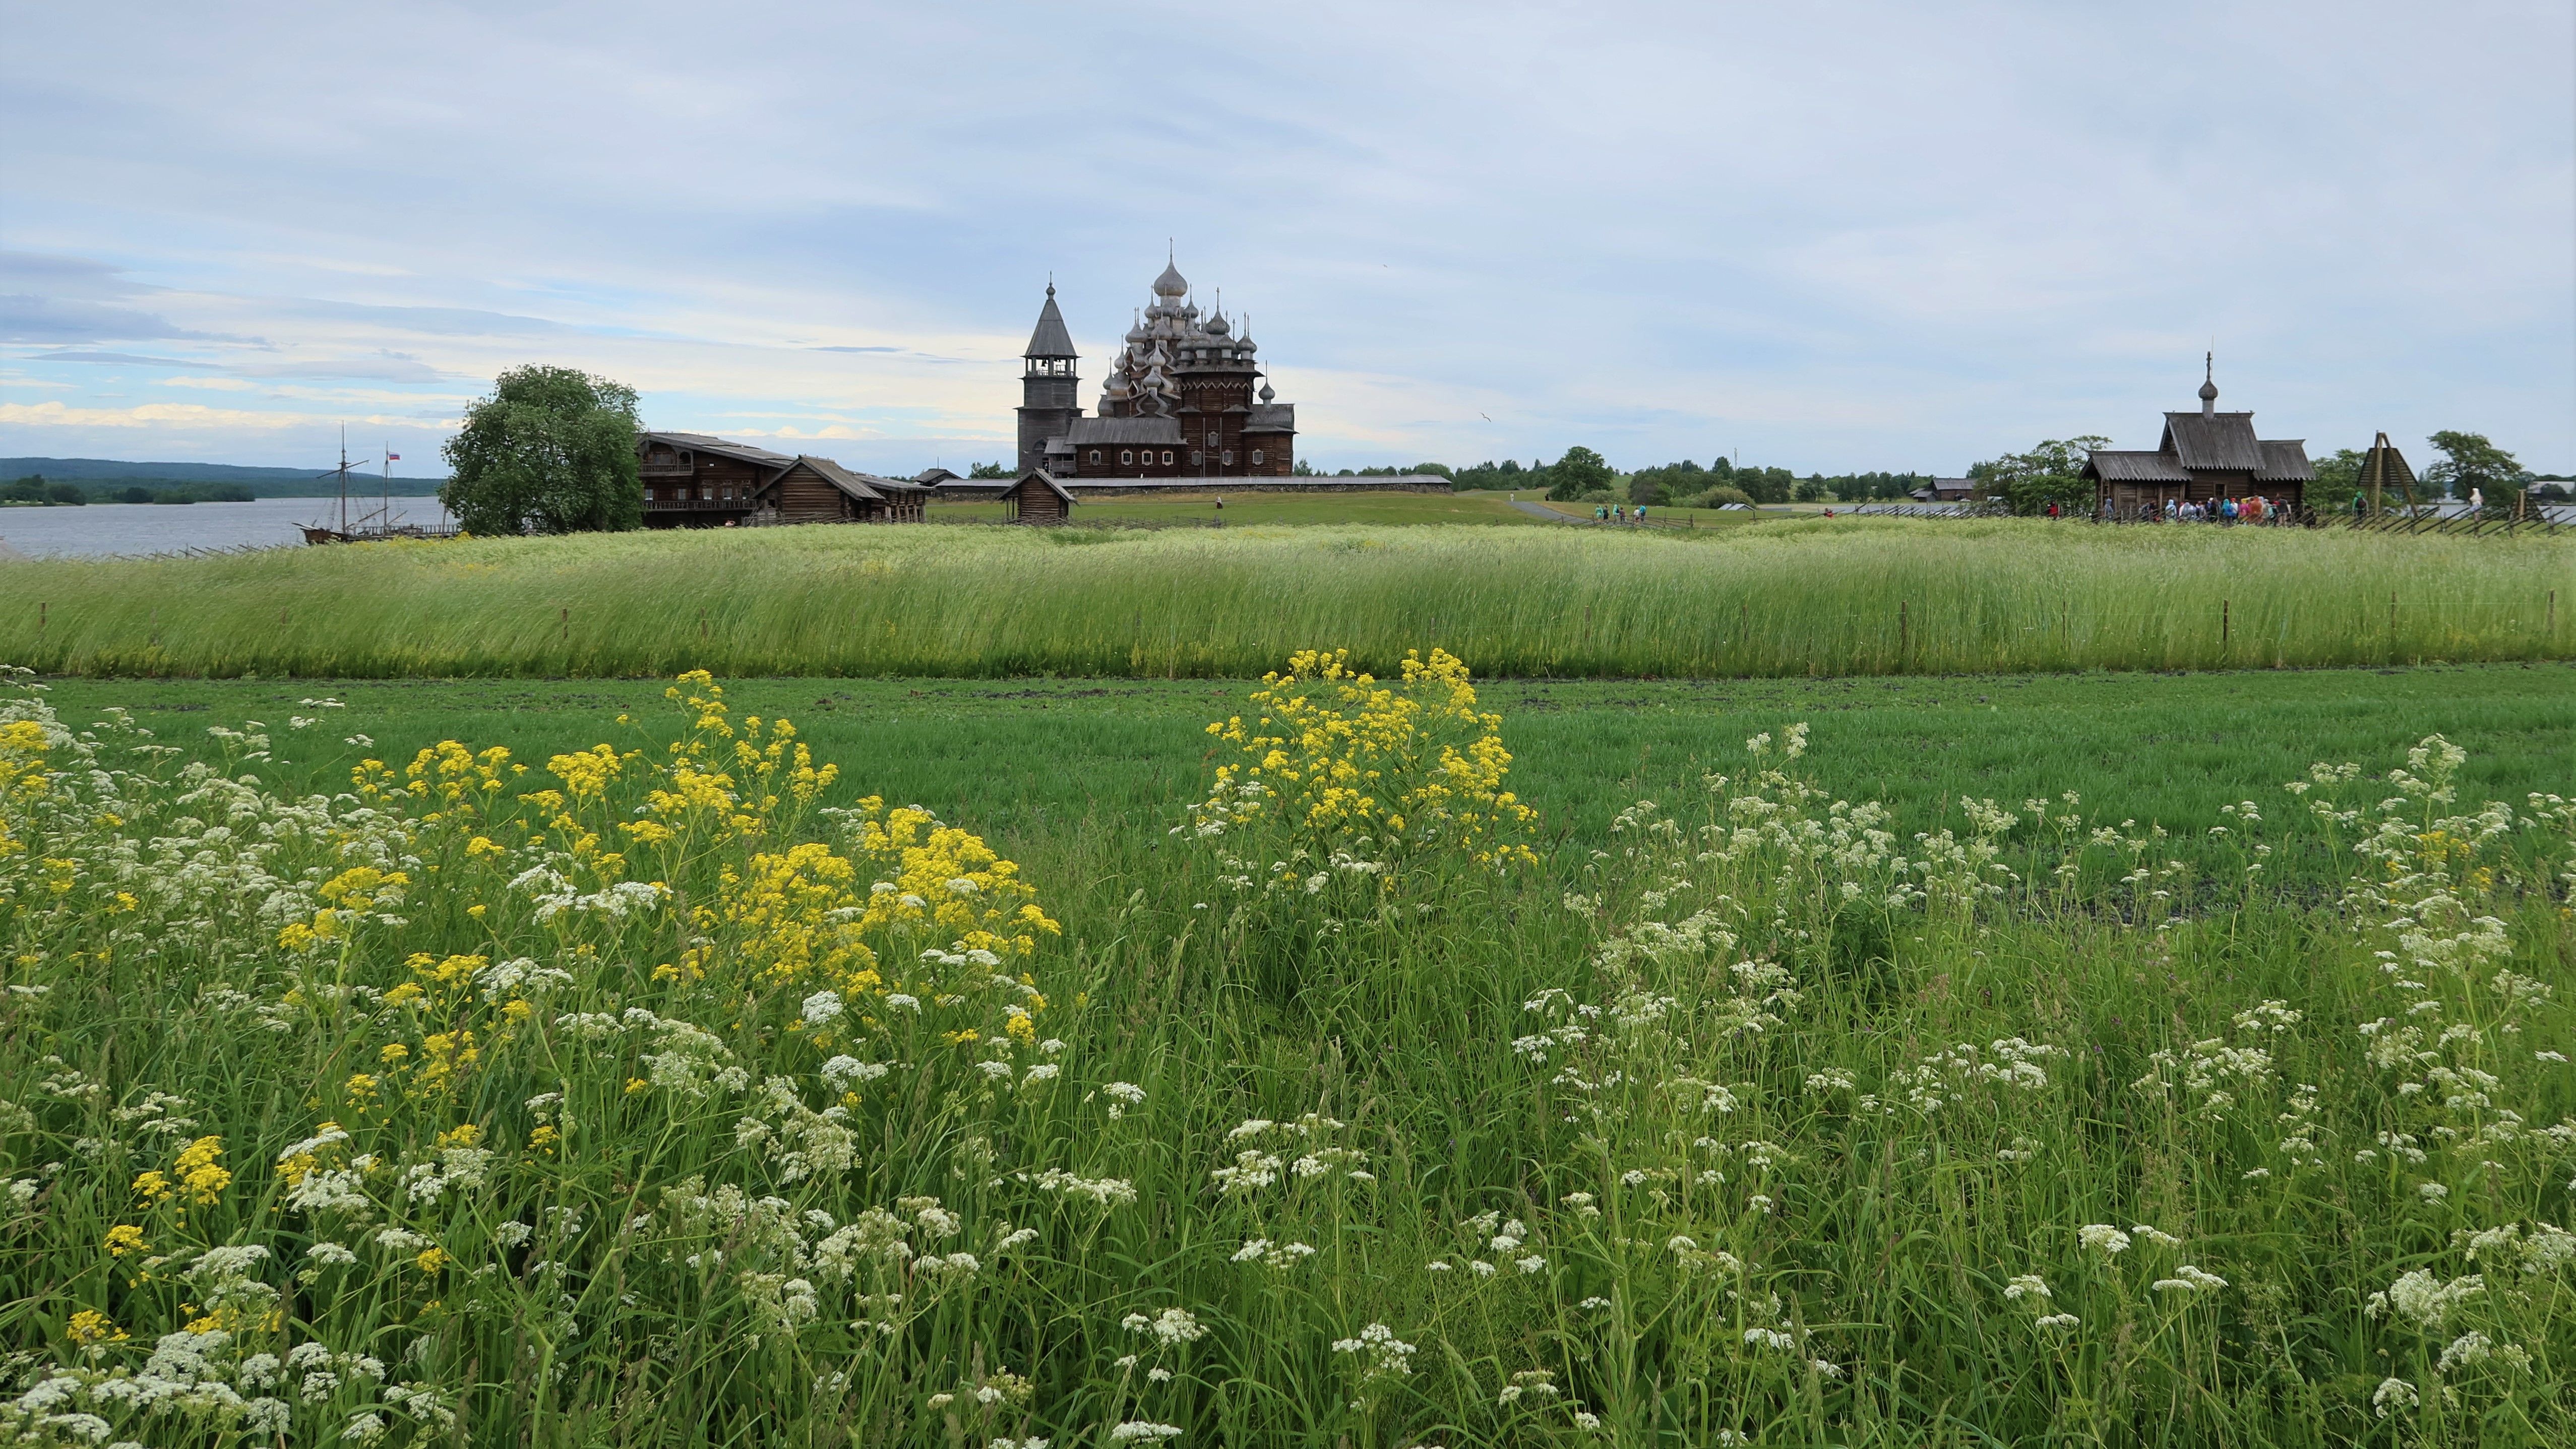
xmin=35 ymin=663 xmax=2576 ymax=889
xmin=0 ymin=518 xmax=2565 ymax=679
xmin=4 ymin=661 xmax=2571 ymax=1446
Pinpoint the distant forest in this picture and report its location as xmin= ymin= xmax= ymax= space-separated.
xmin=0 ymin=457 xmax=447 ymax=500
xmin=1301 ymin=454 xmax=1930 ymax=506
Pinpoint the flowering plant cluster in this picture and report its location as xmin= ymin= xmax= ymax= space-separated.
xmin=1187 ymin=647 xmax=1537 ymax=880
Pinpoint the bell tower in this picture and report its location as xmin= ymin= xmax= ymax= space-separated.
xmin=1016 ymin=282 xmax=1081 ymax=476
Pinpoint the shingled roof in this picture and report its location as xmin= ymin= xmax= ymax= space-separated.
xmin=642 ymin=431 xmax=797 ymax=470
xmin=2160 ymin=412 xmax=2266 ymax=472
xmin=1024 ymin=285 xmax=1078 ymax=360
xmin=2087 ymin=451 xmax=2192 ymax=483
xmin=790 ymin=456 xmax=886 ymax=502
xmin=1065 ymin=416 xmax=1184 ymax=446
xmin=2255 ymin=440 xmax=2313 ymax=483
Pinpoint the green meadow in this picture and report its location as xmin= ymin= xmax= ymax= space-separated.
xmin=6 ymin=508 xmax=2575 ymax=1445
xmin=4 ymin=656 xmax=2573 ymax=1446
xmin=925 ymin=491 xmax=1555 ymax=528
xmin=33 ymin=662 xmax=2576 ymax=884
xmin=0 ymin=518 xmax=2565 ymax=679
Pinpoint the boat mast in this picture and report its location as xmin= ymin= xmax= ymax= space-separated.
xmin=339 ymin=426 xmax=350 ymax=534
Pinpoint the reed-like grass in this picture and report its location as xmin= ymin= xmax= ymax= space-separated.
xmin=0 ymin=518 xmax=2566 ymax=678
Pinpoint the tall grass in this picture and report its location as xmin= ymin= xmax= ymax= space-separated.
xmin=1 ymin=518 xmax=2567 ymax=678
xmin=4 ymin=667 xmax=2572 ymax=1445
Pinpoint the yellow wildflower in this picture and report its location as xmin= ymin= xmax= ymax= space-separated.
xmin=103 ymin=1225 xmax=149 ymax=1257
xmin=68 ymin=1309 xmax=125 ymax=1346
xmin=174 ymin=1136 xmax=231 ymax=1204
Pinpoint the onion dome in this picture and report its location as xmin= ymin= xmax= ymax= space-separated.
xmin=1152 ymin=259 xmax=1189 ymax=297
xmin=1258 ymin=379 xmax=1276 ymax=403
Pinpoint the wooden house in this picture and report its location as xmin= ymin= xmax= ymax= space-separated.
xmin=638 ymin=432 xmax=793 ymax=527
xmin=1000 ymin=470 xmax=1076 ymax=524
xmin=2081 ymin=360 xmax=2314 ymax=516
xmin=636 ymin=431 xmax=929 ymax=526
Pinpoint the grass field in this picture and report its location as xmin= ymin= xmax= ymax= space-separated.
xmin=4 ymin=659 xmax=2571 ymax=1445
xmin=33 ymin=662 xmax=2576 ymax=887
xmin=927 ymin=492 xmax=1552 ymax=528
xmin=0 ymin=517 xmax=2565 ymax=680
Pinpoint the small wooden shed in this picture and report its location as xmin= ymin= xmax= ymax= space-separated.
xmin=1001 ymin=469 xmax=1076 ymax=525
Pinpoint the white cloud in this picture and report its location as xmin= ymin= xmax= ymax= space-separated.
xmin=0 ymin=1 xmax=2565 ymax=471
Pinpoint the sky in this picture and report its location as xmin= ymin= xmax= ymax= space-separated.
xmin=2 ymin=1 xmax=2569 ymax=478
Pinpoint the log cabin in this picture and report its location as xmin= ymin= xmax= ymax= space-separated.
xmin=1000 ymin=470 xmax=1076 ymax=524
xmin=637 ymin=431 xmax=929 ymax=526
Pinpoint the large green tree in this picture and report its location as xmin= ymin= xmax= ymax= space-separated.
xmin=1544 ymin=446 xmax=1615 ymax=501
xmin=1971 ymin=436 xmax=2110 ymax=516
xmin=441 ymin=366 xmax=644 ymax=535
xmin=2424 ymin=430 xmax=2526 ymax=502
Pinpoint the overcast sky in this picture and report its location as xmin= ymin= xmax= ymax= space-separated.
xmin=2 ymin=1 xmax=2568 ymax=477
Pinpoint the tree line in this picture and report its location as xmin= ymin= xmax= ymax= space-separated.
xmin=3 ymin=474 xmax=260 ymax=506
xmin=1283 ymin=452 xmax=1931 ymax=506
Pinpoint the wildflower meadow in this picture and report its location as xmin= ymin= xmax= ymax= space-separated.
xmin=3 ymin=652 xmax=2573 ymax=1446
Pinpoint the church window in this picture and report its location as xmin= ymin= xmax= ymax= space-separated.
xmin=1252 ymin=450 xmax=1264 ymax=466
xmin=1161 ymin=451 xmax=1175 ymax=465
xmin=1089 ymin=450 xmax=1101 ymax=464
xmin=1222 ymin=451 xmax=1235 ymax=466
xmin=1121 ymin=450 xmax=1133 ymax=466
xmin=645 ymin=487 xmax=655 ymax=501
xmin=1191 ymin=451 xmax=1203 ymax=466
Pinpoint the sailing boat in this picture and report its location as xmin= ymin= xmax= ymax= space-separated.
xmin=302 ymin=429 xmax=455 ymax=544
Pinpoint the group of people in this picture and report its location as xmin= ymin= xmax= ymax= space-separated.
xmin=1592 ymin=503 xmax=1652 ymax=524
xmin=2094 ymin=494 xmax=2295 ymax=524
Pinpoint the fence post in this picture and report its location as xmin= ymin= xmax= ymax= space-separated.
xmin=2221 ymin=599 xmax=2230 ymax=650
xmin=561 ymin=606 xmax=570 ymax=646
xmin=2389 ymin=591 xmax=2398 ymax=663
xmin=1899 ymin=600 xmax=1910 ymax=669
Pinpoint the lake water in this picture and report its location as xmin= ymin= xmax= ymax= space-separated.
xmin=0 ymin=497 xmax=450 ymax=559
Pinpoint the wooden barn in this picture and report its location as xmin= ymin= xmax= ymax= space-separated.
xmin=636 ymin=431 xmax=929 ymax=527
xmin=1000 ymin=470 xmax=1076 ymax=524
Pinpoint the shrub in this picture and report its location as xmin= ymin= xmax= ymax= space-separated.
xmin=1685 ymin=485 xmax=1754 ymax=508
